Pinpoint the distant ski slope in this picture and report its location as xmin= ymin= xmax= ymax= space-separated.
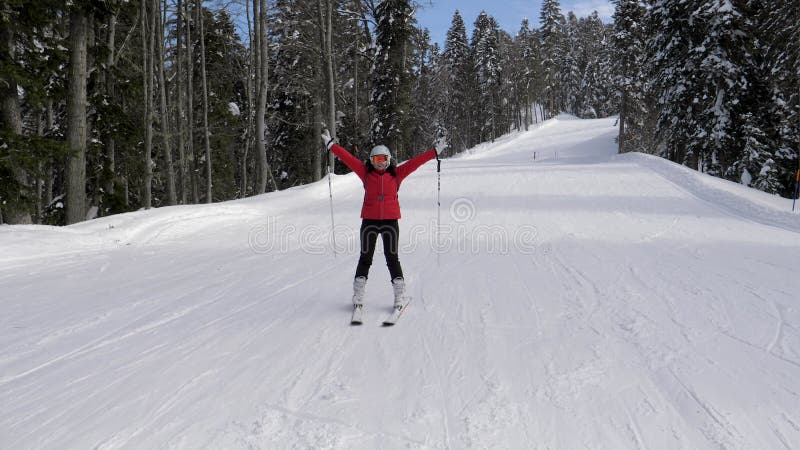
xmin=2 ymin=116 xmax=799 ymax=449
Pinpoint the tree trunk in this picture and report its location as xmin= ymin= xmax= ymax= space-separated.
xmin=45 ymin=100 xmax=54 ymax=208
xmin=0 ymin=28 xmax=23 ymax=134
xmin=353 ymin=11 xmax=359 ymax=141
xmin=157 ymin=0 xmax=177 ymax=205
xmin=197 ymin=0 xmax=212 ymax=203
xmin=313 ymin=99 xmax=322 ymax=181
xmin=142 ymin=0 xmax=154 ymax=209
xmin=318 ymin=0 xmax=336 ymax=168
xmin=251 ymin=0 xmax=259 ymax=194
xmin=66 ymin=9 xmax=89 ymax=224
xmin=103 ymin=13 xmax=117 ymax=210
xmin=0 ymin=24 xmax=31 ymax=224
xmin=186 ymin=0 xmax=199 ymax=203
xmin=618 ymin=90 xmax=627 ymax=153
xmin=33 ymin=111 xmax=44 ymax=223
xmin=241 ymin=0 xmax=254 ymax=197
xmin=176 ymin=0 xmax=187 ymax=203
xmin=255 ymin=0 xmax=269 ymax=194
xmin=326 ymin=0 xmax=336 ymax=168
xmin=523 ymin=94 xmax=529 ymax=131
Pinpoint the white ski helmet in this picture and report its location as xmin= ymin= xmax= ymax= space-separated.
xmin=369 ymin=145 xmax=392 ymax=164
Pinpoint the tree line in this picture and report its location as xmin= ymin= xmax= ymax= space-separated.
xmin=614 ymin=0 xmax=799 ymax=196
xmin=0 ymin=0 xmax=797 ymax=225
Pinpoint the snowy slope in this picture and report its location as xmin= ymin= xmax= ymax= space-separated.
xmin=2 ymin=116 xmax=800 ymax=449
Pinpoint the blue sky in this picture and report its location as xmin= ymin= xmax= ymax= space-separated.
xmin=414 ymin=0 xmax=615 ymax=48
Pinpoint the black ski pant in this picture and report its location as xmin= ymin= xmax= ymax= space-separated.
xmin=355 ymin=219 xmax=403 ymax=281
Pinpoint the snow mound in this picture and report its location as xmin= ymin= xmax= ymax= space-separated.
xmin=622 ymin=152 xmax=800 ymax=233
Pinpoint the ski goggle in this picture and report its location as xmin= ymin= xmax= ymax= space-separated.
xmin=371 ymin=155 xmax=389 ymax=164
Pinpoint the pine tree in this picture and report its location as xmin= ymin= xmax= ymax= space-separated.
xmin=155 ymin=0 xmax=176 ymax=206
xmin=195 ymin=8 xmax=248 ymax=198
xmin=65 ymin=3 xmax=91 ymax=223
xmin=650 ymin=0 xmax=759 ymax=177
xmin=732 ymin=112 xmax=781 ymax=192
xmin=760 ymin=0 xmax=800 ymax=196
xmin=471 ymin=11 xmax=503 ymax=142
xmin=268 ymin=0 xmax=331 ymax=186
xmin=442 ymin=10 xmax=474 ymax=153
xmin=563 ymin=12 xmax=583 ymax=116
xmin=612 ymin=0 xmax=649 ymax=152
xmin=370 ymin=0 xmax=414 ymax=158
xmin=409 ymin=28 xmax=443 ymax=152
xmin=0 ymin=0 xmax=66 ymax=223
xmin=336 ymin=0 xmax=374 ymax=160
xmin=583 ymin=13 xmax=614 ymax=118
xmin=496 ymin=28 xmax=515 ymax=135
xmin=515 ymin=19 xmax=539 ymax=129
xmin=690 ymin=0 xmax=752 ymax=177
xmin=561 ymin=12 xmax=613 ymax=118
xmin=719 ymin=0 xmax=783 ymax=192
xmin=522 ymin=23 xmax=547 ymax=125
xmin=507 ymin=21 xmax=526 ymax=130
xmin=645 ymin=0 xmax=797 ymax=195
xmin=648 ymin=0 xmax=702 ymax=166
xmin=539 ymin=0 xmax=567 ymax=117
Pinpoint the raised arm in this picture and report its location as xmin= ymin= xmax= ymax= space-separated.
xmin=396 ymin=149 xmax=438 ymax=185
xmin=325 ymin=139 xmax=367 ymax=181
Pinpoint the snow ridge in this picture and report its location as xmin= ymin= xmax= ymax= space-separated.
xmin=623 ymin=152 xmax=800 ymax=233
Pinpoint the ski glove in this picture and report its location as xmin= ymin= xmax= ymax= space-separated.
xmin=321 ymin=130 xmax=336 ymax=150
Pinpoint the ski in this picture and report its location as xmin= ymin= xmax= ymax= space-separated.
xmin=350 ymin=304 xmax=364 ymax=325
xmin=381 ymin=301 xmax=410 ymax=327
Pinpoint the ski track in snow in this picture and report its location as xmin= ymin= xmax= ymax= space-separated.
xmin=2 ymin=115 xmax=800 ymax=449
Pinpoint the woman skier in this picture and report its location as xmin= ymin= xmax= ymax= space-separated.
xmin=321 ymin=130 xmax=439 ymax=323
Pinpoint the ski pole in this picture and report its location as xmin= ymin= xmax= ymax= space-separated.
xmin=436 ymin=151 xmax=441 ymax=267
xmin=793 ymin=169 xmax=800 ymax=212
xmin=326 ymin=147 xmax=337 ymax=257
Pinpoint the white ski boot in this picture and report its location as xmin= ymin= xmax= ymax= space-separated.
xmin=392 ymin=277 xmax=409 ymax=309
xmin=351 ymin=276 xmax=367 ymax=325
xmin=352 ymin=276 xmax=367 ymax=306
xmin=383 ymin=277 xmax=410 ymax=326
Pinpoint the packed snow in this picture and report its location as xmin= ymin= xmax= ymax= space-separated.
xmin=2 ymin=116 xmax=800 ymax=449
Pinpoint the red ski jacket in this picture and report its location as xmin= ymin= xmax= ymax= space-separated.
xmin=330 ymin=144 xmax=437 ymax=219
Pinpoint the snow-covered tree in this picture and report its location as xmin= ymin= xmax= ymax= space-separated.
xmin=539 ymin=0 xmax=567 ymax=116
xmin=611 ymin=0 xmax=649 ymax=153
xmin=515 ymin=19 xmax=543 ymax=129
xmin=409 ymin=28 xmax=444 ymax=152
xmin=268 ymin=0 xmax=326 ymax=186
xmin=370 ymin=0 xmax=415 ymax=158
xmin=471 ymin=11 xmax=503 ymax=142
xmin=583 ymin=13 xmax=615 ymax=118
xmin=562 ymin=12 xmax=583 ymax=116
xmin=648 ymin=0 xmax=705 ymax=167
xmin=496 ymin=28 xmax=516 ymax=135
xmin=732 ymin=112 xmax=781 ymax=192
xmin=692 ymin=0 xmax=754 ymax=176
xmin=759 ymin=0 xmax=800 ymax=196
xmin=0 ymin=0 xmax=67 ymax=224
xmin=336 ymin=0 xmax=375 ymax=159
xmin=441 ymin=10 xmax=475 ymax=153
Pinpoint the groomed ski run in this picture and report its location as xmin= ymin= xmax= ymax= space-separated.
xmin=2 ymin=115 xmax=800 ymax=449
